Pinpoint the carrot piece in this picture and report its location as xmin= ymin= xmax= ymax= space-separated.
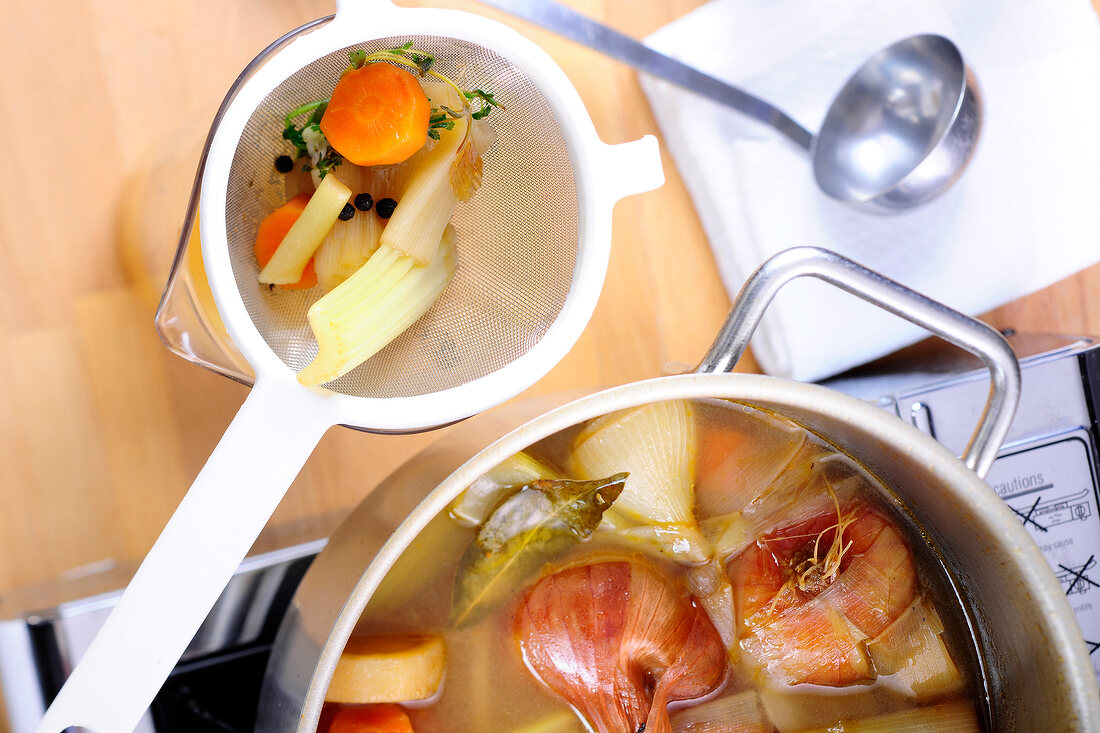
xmin=320 ymin=63 xmax=431 ymax=166
xmin=254 ymin=193 xmax=317 ymax=289
xmin=328 ymin=704 xmax=414 ymax=733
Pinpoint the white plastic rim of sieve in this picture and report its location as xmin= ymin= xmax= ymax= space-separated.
xmin=205 ymin=0 xmax=664 ymax=432
xmin=36 ymin=1 xmax=663 ymax=732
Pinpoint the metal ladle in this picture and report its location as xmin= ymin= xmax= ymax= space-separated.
xmin=480 ymin=0 xmax=982 ymax=213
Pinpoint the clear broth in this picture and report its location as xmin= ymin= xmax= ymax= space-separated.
xmin=324 ymin=399 xmax=990 ymax=732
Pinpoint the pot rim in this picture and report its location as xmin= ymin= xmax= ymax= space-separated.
xmin=295 ymin=372 xmax=1099 ymax=728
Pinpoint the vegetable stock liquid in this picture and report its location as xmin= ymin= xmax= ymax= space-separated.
xmin=324 ymin=399 xmax=991 ymax=732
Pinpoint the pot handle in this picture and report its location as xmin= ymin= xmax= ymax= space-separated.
xmin=695 ymin=247 xmax=1020 ymax=479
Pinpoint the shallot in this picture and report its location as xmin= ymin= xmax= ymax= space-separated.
xmin=515 ymin=560 xmax=728 ymax=733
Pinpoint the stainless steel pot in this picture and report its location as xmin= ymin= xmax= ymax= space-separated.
xmin=258 ymin=248 xmax=1100 ymax=731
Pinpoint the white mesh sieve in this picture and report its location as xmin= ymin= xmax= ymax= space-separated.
xmin=225 ymin=35 xmax=578 ymax=399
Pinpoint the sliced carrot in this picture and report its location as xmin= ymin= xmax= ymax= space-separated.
xmin=320 ymin=63 xmax=431 ymax=166
xmin=697 ymin=420 xmax=752 ymax=489
xmin=328 ymin=704 xmax=414 ymax=733
xmin=254 ymin=192 xmax=317 ymax=289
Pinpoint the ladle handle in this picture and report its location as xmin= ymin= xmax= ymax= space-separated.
xmin=475 ymin=0 xmax=814 ymax=150
xmin=36 ymin=379 xmax=332 ymax=733
xmin=696 ymin=247 xmax=1020 ymax=479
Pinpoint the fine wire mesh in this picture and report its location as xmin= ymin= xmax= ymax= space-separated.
xmin=225 ymin=35 xmax=578 ymax=399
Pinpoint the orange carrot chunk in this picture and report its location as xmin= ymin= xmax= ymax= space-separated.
xmin=253 ymin=192 xmax=317 ymax=289
xmin=321 ymin=63 xmax=431 ymax=166
xmin=328 ymin=704 xmax=414 ymax=733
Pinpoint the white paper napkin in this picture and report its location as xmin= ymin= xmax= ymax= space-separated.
xmin=641 ymin=0 xmax=1100 ymax=381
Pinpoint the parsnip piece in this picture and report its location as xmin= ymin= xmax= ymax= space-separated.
xmin=381 ymin=84 xmax=468 ymax=265
xmin=866 ymin=596 xmax=962 ymax=699
xmin=297 ymin=226 xmax=457 ymax=386
xmin=452 ymin=451 xmax=562 ymax=526
xmin=787 ymin=700 xmax=980 ymax=733
xmin=258 ymin=172 xmax=350 ymax=284
xmin=325 ymin=634 xmax=446 ymax=704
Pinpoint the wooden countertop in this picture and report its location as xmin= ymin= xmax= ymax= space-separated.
xmin=2 ymin=0 xmax=1099 ymax=604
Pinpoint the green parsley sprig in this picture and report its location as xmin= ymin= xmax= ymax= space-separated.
xmin=280 ymin=45 xmax=504 ymax=169
xmin=282 ymin=100 xmax=342 ymax=178
xmin=348 ymin=45 xmax=504 ymax=123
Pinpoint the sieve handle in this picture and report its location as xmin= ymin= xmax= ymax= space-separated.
xmin=598 ymin=135 xmax=665 ymax=202
xmin=695 ymin=247 xmax=1021 ymax=479
xmin=36 ymin=379 xmax=333 ymax=733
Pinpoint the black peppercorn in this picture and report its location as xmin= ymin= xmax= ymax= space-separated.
xmin=274 ymin=155 xmax=294 ymax=173
xmin=354 ymin=193 xmax=374 ymax=211
xmin=376 ymin=197 xmax=397 ymax=219
xmin=338 ymin=203 xmax=355 ymax=221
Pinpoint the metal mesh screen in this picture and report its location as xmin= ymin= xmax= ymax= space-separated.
xmin=225 ymin=36 xmax=578 ymax=398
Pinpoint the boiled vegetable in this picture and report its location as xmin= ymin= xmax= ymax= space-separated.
xmin=320 ymin=61 xmax=431 ymax=167
xmin=686 ymin=561 xmax=736 ymax=650
xmin=450 ymin=473 xmax=626 ymax=628
xmin=759 ymin=685 xmax=905 ymax=731
xmin=451 ymin=451 xmax=562 ymax=526
xmin=312 ymin=162 xmax=396 ymax=290
xmin=328 ymin=704 xmax=415 ymax=733
xmin=258 ymin=172 xmax=350 ymax=285
xmin=297 ymin=227 xmax=457 ymax=386
xmin=253 ymin=193 xmax=317 ymax=289
xmin=866 ymin=596 xmax=961 ymax=699
xmin=705 ymin=448 xmax=862 ymax=562
xmin=571 ymin=400 xmax=710 ymax=564
xmin=787 ymin=700 xmax=980 ymax=733
xmin=379 ymin=83 xmax=470 ymax=265
xmin=572 ymin=400 xmax=696 ymax=526
xmin=325 ymin=635 xmax=445 ymax=704
xmin=515 ymin=560 xmax=727 ymax=733
xmin=695 ymin=405 xmax=806 ymax=518
xmin=670 ymin=690 xmax=769 ymax=733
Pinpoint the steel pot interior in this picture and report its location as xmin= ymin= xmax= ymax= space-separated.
xmin=259 ymin=373 xmax=1099 ymax=732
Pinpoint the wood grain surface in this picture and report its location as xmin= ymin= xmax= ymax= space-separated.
xmin=1 ymin=0 xmax=1098 ymax=612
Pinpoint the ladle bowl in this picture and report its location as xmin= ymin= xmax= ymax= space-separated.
xmin=813 ymin=34 xmax=982 ymax=211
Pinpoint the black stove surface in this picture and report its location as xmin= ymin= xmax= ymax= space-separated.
xmin=151 ymin=644 xmax=271 ymax=732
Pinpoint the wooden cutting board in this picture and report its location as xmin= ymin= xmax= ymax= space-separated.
xmin=1 ymin=0 xmax=1098 ymax=616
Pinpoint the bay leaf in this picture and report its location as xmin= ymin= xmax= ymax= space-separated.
xmin=449 ymin=472 xmax=627 ymax=628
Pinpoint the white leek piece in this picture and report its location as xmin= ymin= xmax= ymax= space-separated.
xmin=313 ymin=205 xmax=383 ymax=290
xmin=866 ymin=596 xmax=962 ymax=699
xmin=572 ymin=400 xmax=697 ymax=526
xmin=760 ymin=685 xmax=899 ymax=732
xmin=313 ymin=163 xmax=392 ymax=290
xmin=686 ymin=561 xmax=736 ymax=649
xmin=452 ymin=451 xmax=562 ymax=526
xmin=297 ymin=226 xmax=457 ymax=386
xmin=382 ymin=84 xmax=484 ymax=265
xmin=670 ymin=690 xmax=768 ymax=733
xmin=258 ymin=171 xmax=350 ymax=284
xmin=789 ymin=700 xmax=980 ymax=733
